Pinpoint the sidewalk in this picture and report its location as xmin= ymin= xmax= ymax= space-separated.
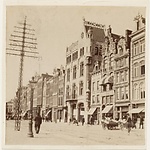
xmin=5 ymin=120 xmax=145 ymax=145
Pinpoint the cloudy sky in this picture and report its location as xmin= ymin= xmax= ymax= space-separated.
xmin=6 ymin=5 xmax=146 ymax=101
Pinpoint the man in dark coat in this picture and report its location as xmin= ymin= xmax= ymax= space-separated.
xmin=126 ymin=114 xmax=132 ymax=135
xmin=34 ymin=113 xmax=42 ymax=134
xmin=139 ymin=115 xmax=144 ymax=129
xmin=81 ymin=117 xmax=85 ymax=126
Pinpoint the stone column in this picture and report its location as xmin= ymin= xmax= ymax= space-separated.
xmin=120 ymin=107 xmax=122 ymax=119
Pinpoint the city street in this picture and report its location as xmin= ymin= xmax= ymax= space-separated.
xmin=5 ymin=120 xmax=145 ymax=145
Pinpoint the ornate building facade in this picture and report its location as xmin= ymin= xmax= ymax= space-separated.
xmin=114 ymin=30 xmax=132 ymax=119
xmin=64 ymin=19 xmax=105 ymax=123
xmin=129 ymin=15 xmax=145 ymax=121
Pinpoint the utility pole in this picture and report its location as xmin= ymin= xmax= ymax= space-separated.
xmin=6 ymin=16 xmax=39 ymax=131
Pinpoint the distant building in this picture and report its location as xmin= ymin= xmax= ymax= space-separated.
xmin=57 ymin=66 xmax=65 ymax=122
xmin=51 ymin=67 xmax=65 ymax=122
xmin=6 ymin=100 xmax=13 ymax=119
xmin=45 ymin=75 xmax=53 ymax=121
xmin=129 ymin=14 xmax=145 ymax=121
xmin=64 ymin=18 xmax=105 ymax=123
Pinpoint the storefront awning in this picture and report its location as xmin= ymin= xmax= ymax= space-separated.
xmin=88 ymin=107 xmax=97 ymax=115
xmin=142 ymin=109 xmax=145 ymax=113
xmin=128 ymin=108 xmax=144 ymax=114
xmin=21 ymin=110 xmax=28 ymax=117
xmin=102 ymin=105 xmax=113 ymax=113
xmin=45 ymin=110 xmax=51 ymax=116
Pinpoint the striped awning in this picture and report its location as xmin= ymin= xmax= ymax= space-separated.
xmin=45 ymin=110 xmax=51 ymax=116
xmin=88 ymin=107 xmax=96 ymax=115
xmin=128 ymin=108 xmax=144 ymax=114
xmin=102 ymin=105 xmax=113 ymax=113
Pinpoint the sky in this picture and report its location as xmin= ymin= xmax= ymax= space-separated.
xmin=6 ymin=6 xmax=146 ymax=102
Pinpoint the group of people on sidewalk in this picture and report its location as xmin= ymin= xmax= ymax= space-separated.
xmin=33 ymin=112 xmax=144 ymax=135
xmin=126 ymin=114 xmax=144 ymax=135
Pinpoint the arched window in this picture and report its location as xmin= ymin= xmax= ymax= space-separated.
xmin=118 ymin=45 xmax=123 ymax=55
xmin=139 ymin=82 xmax=145 ymax=99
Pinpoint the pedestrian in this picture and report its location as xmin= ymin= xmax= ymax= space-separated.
xmin=132 ymin=116 xmax=137 ymax=129
xmin=69 ymin=118 xmax=72 ymax=125
xmin=59 ymin=116 xmax=61 ymax=122
xmin=34 ymin=113 xmax=42 ymax=134
xmin=139 ymin=115 xmax=144 ymax=129
xmin=89 ymin=115 xmax=92 ymax=125
xmin=126 ymin=114 xmax=132 ymax=135
xmin=81 ymin=117 xmax=85 ymax=126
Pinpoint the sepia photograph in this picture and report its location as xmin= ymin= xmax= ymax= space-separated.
xmin=2 ymin=0 xmax=149 ymax=150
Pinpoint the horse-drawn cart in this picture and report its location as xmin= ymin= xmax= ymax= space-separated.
xmin=101 ymin=118 xmax=128 ymax=130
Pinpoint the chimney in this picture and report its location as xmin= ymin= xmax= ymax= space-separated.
xmin=125 ymin=29 xmax=132 ymax=49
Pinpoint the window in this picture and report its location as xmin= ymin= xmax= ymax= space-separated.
xmin=95 ymin=47 xmax=98 ymax=55
xmin=133 ymin=43 xmax=139 ymax=56
xmin=120 ymin=71 xmax=124 ymax=82
xmin=102 ymin=96 xmax=106 ymax=104
xmin=119 ymin=46 xmax=123 ymax=55
xmin=110 ymin=95 xmax=113 ymax=103
xmin=134 ymin=63 xmax=138 ymax=77
xmin=66 ymin=85 xmax=70 ymax=99
xmin=103 ymin=84 xmax=107 ymax=91
xmin=116 ymin=88 xmax=119 ymax=100
xmin=72 ymin=84 xmax=76 ymax=99
xmin=97 ymin=81 xmax=99 ymax=90
xmin=67 ymin=69 xmax=70 ymax=81
xmin=97 ymin=95 xmax=100 ymax=103
xmin=124 ymin=70 xmax=128 ymax=81
xmin=80 ymin=47 xmax=84 ymax=56
xmin=121 ymin=87 xmax=124 ymax=100
xmin=72 ymin=51 xmax=78 ymax=61
xmin=93 ymin=82 xmax=95 ymax=91
xmin=73 ymin=65 xmax=77 ymax=79
xmin=80 ymin=62 xmax=84 ymax=76
xmin=141 ymin=65 xmax=145 ymax=75
xmin=125 ymin=86 xmax=128 ymax=99
xmin=139 ymin=82 xmax=145 ymax=99
xmin=140 ymin=40 xmax=145 ymax=53
xmin=66 ymin=55 xmax=71 ymax=64
xmin=106 ymin=96 xmax=110 ymax=103
xmin=79 ymin=81 xmax=83 ymax=95
xmin=92 ymin=96 xmax=95 ymax=103
xmin=120 ymin=58 xmax=125 ymax=67
xmin=109 ymin=83 xmax=113 ymax=90
xmin=116 ymin=72 xmax=119 ymax=83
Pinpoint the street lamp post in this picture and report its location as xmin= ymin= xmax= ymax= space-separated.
xmin=28 ymin=77 xmax=36 ymax=137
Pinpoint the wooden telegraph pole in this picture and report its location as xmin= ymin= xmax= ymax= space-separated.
xmin=6 ymin=16 xmax=39 ymax=131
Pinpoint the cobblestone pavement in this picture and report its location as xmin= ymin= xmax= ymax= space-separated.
xmin=5 ymin=120 xmax=145 ymax=146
